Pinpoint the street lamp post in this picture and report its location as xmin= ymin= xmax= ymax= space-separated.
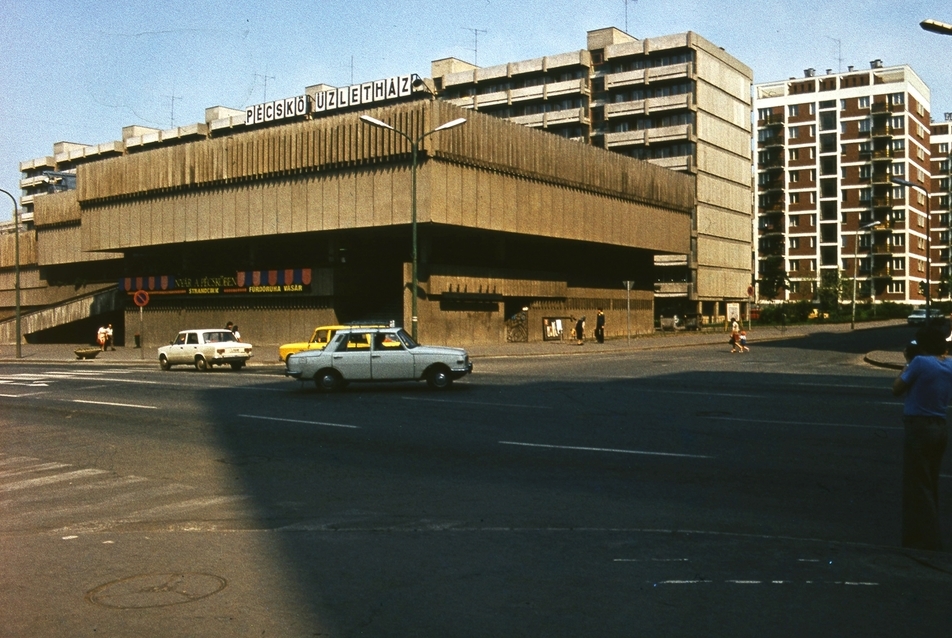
xmin=0 ymin=188 xmax=21 ymax=359
xmin=851 ymin=220 xmax=880 ymax=330
xmin=892 ymin=177 xmax=932 ymax=317
xmin=359 ymin=113 xmax=467 ymax=340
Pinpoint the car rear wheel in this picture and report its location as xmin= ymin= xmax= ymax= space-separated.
xmin=426 ymin=366 xmax=453 ymax=390
xmin=195 ymin=357 xmax=211 ymax=372
xmin=159 ymin=355 xmax=172 ymax=371
xmin=230 ymin=362 xmax=244 ymax=370
xmin=314 ymin=369 xmax=343 ymax=392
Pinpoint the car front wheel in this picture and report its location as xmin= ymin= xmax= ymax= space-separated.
xmin=159 ymin=355 xmax=172 ymax=371
xmin=426 ymin=366 xmax=453 ymax=390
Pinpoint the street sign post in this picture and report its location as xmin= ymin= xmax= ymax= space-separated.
xmin=133 ymin=291 xmax=149 ymax=359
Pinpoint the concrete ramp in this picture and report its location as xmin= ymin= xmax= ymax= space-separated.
xmin=0 ymin=286 xmax=121 ymax=344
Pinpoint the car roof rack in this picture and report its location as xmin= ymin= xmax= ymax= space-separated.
xmin=344 ymin=320 xmax=397 ymax=328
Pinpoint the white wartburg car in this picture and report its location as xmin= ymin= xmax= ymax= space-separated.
xmin=285 ymin=326 xmax=472 ymax=391
xmin=158 ymin=329 xmax=253 ymax=371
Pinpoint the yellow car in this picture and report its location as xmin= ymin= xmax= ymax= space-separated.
xmin=279 ymin=323 xmax=391 ymax=361
xmin=279 ymin=325 xmax=346 ymax=362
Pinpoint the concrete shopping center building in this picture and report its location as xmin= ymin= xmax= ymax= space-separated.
xmin=0 ymin=27 xmax=751 ymax=350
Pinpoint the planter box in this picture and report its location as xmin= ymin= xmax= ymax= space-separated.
xmin=74 ymin=348 xmax=101 ymax=360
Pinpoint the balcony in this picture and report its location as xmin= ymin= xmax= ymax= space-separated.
xmin=871 ymin=125 xmax=896 ymax=138
xmin=603 ymin=123 xmax=694 ymax=148
xmin=603 ymin=61 xmax=693 ymax=90
xmin=654 ymin=282 xmax=691 ymax=297
xmin=871 ymin=101 xmax=898 ymax=115
xmin=510 ymin=107 xmax=589 ymax=128
xmin=871 ymin=148 xmax=894 ymax=161
xmin=647 ymin=155 xmax=694 ymax=173
xmin=604 ymin=93 xmax=693 ymax=119
xmin=757 ymin=134 xmax=784 ymax=148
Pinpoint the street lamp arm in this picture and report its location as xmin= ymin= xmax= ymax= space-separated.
xmin=921 ymin=18 xmax=952 ymax=36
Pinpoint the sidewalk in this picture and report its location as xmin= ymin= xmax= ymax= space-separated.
xmin=0 ymin=319 xmax=908 ymax=368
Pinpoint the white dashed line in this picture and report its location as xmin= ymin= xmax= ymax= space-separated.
xmin=72 ymin=399 xmax=157 ymax=410
xmin=238 ymin=414 xmax=360 ymax=429
xmin=499 ymin=441 xmax=713 ymax=459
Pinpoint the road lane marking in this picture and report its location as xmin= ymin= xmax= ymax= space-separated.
xmin=704 ymin=416 xmax=901 ymax=431
xmin=0 ymin=468 xmax=109 ymax=492
xmin=71 ymin=399 xmax=157 ymax=410
xmin=0 ymin=462 xmax=72 ymax=478
xmin=499 ymin=441 xmax=713 ymax=459
xmin=238 ymin=414 xmax=360 ymax=429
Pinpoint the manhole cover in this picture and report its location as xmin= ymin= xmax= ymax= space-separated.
xmin=86 ymin=572 xmax=227 ymax=609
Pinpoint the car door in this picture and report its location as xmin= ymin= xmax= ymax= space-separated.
xmin=330 ymin=331 xmax=373 ymax=381
xmin=182 ymin=332 xmax=201 ymax=363
xmin=167 ymin=332 xmax=189 ymax=364
xmin=370 ymin=331 xmax=415 ymax=380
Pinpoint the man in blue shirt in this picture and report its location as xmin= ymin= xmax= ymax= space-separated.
xmin=892 ymin=322 xmax=952 ymax=550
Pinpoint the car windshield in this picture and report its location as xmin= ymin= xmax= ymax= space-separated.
xmin=395 ymin=329 xmax=419 ymax=349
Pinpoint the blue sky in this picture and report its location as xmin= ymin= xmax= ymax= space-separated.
xmin=1 ymin=0 xmax=950 ymax=221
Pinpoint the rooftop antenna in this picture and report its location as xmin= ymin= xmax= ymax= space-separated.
xmin=164 ymin=82 xmax=182 ymax=128
xmin=625 ymin=0 xmax=638 ymax=34
xmin=825 ymin=35 xmax=843 ymax=73
xmin=462 ymin=27 xmax=487 ymax=66
xmin=255 ymin=72 xmax=275 ymax=102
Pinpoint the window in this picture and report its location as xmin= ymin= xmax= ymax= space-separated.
xmin=790 ymin=238 xmax=800 ymax=249
xmin=789 ymin=148 xmax=800 ymax=161
xmin=820 ymin=112 xmax=837 ymax=131
xmin=758 ymin=108 xmax=772 ymax=120
xmin=888 ymin=281 xmax=905 ymax=294
xmin=790 ymin=259 xmax=800 ymax=270
xmin=860 ymin=188 xmax=872 ymax=202
xmin=858 ymin=118 xmax=871 ymax=132
xmin=790 ymin=170 xmax=800 ymax=183
xmin=809 ymin=103 xmax=816 ymax=115
xmin=890 ymin=93 xmax=905 ymax=106
xmin=859 ymin=165 xmax=872 ymax=179
xmin=939 ymin=143 xmax=949 ymax=154
xmin=892 ymin=139 xmax=905 ymax=152
xmin=893 ymin=258 xmax=904 ymax=271
xmin=891 ymin=116 xmax=904 ymax=130
xmin=892 ymin=234 xmax=905 ymax=247
xmin=790 ymin=215 xmax=800 ymax=227
xmin=840 ymin=99 xmax=847 ymax=111
xmin=789 ymin=192 xmax=800 ymax=204
xmin=859 ymin=96 xmax=870 ymax=108
xmin=788 ymin=104 xmax=800 ymax=117
xmin=892 ymin=163 xmax=905 ymax=176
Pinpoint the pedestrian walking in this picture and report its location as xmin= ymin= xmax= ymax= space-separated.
xmin=892 ymin=322 xmax=952 ymax=550
xmin=729 ymin=317 xmax=740 ymax=353
xmin=595 ymin=309 xmax=605 ymax=343
xmin=575 ymin=316 xmax=585 ymax=346
xmin=739 ymin=330 xmax=749 ymax=353
xmin=105 ymin=324 xmax=115 ymax=350
xmin=97 ymin=326 xmax=108 ymax=351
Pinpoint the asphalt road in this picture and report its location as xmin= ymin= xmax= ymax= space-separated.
xmin=2 ymin=323 xmax=951 ymax=637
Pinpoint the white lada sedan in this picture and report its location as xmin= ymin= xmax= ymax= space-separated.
xmin=157 ymin=329 xmax=253 ymax=371
xmin=285 ymin=326 xmax=472 ymax=391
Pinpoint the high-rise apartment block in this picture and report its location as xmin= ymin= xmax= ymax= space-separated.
xmin=754 ymin=62 xmax=952 ymax=306
xmin=432 ymin=27 xmax=753 ymax=320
